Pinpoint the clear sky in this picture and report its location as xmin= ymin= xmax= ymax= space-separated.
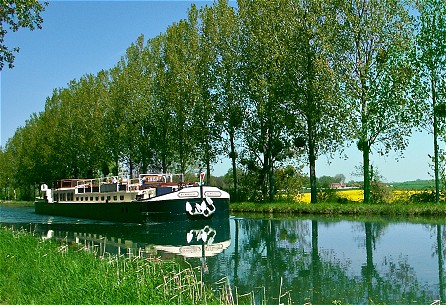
xmin=0 ymin=0 xmax=436 ymax=182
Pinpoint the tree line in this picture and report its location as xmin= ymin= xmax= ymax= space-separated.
xmin=0 ymin=0 xmax=445 ymax=203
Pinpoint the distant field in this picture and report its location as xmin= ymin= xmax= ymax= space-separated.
xmin=299 ymin=188 xmax=426 ymax=203
xmin=388 ymin=179 xmax=435 ymax=190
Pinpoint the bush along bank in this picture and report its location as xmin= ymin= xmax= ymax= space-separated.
xmin=0 ymin=226 xmax=226 ymax=305
xmin=230 ymin=201 xmax=446 ymax=217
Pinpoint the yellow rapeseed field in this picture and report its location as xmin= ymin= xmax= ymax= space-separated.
xmin=298 ymin=189 xmax=421 ymax=203
xmin=299 ymin=189 xmax=363 ymax=203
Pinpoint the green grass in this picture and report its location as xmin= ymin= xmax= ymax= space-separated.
xmin=230 ymin=201 xmax=446 ymax=217
xmin=0 ymin=227 xmax=226 ymax=305
xmin=0 ymin=200 xmax=34 ymax=207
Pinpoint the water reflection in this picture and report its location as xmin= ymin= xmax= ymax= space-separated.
xmin=1 ymin=205 xmax=445 ymax=304
xmin=221 ymin=217 xmax=444 ymax=304
xmin=0 ymin=205 xmax=231 ymax=263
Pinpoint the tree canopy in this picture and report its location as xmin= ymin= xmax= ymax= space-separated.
xmin=0 ymin=0 xmax=438 ymax=203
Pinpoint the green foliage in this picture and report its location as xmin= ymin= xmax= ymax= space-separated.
xmin=409 ymin=190 xmax=440 ymax=203
xmin=230 ymin=201 xmax=446 ymax=217
xmin=275 ymin=165 xmax=307 ymax=201
xmin=331 ymin=0 xmax=419 ymax=204
xmin=1 ymin=0 xmax=443 ymax=204
xmin=277 ymin=0 xmax=349 ymax=204
xmin=237 ymin=0 xmax=295 ymax=202
xmin=369 ymin=166 xmax=393 ymax=204
xmin=0 ymin=0 xmax=47 ymax=70
xmin=317 ymin=188 xmax=351 ymax=204
xmin=414 ymin=0 xmax=446 ymax=204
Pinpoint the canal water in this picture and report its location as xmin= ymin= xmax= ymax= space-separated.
xmin=1 ymin=204 xmax=445 ymax=304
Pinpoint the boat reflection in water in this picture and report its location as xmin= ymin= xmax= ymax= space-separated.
xmin=25 ymin=218 xmax=230 ymax=266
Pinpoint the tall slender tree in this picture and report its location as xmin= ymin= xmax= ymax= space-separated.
xmin=238 ymin=0 xmax=293 ymax=201
xmin=280 ymin=0 xmax=347 ymax=203
xmin=193 ymin=4 xmax=223 ymax=183
xmin=414 ymin=0 xmax=446 ymax=204
xmin=120 ymin=36 xmax=153 ymax=175
xmin=146 ymin=34 xmax=175 ymax=174
xmin=206 ymin=0 xmax=245 ymax=200
xmin=332 ymin=0 xmax=419 ymax=203
xmin=164 ymin=12 xmax=199 ymax=174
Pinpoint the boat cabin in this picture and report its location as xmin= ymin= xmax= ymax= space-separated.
xmin=49 ymin=174 xmax=184 ymax=204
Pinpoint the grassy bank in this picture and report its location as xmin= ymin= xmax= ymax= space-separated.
xmin=230 ymin=201 xmax=446 ymax=217
xmin=0 ymin=227 xmax=226 ymax=305
xmin=0 ymin=200 xmax=34 ymax=207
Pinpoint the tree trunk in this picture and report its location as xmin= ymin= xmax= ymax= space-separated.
xmin=162 ymin=154 xmax=167 ymax=174
xmin=432 ymin=76 xmax=440 ymax=204
xmin=363 ymin=143 xmax=371 ymax=204
xmin=266 ymin=138 xmax=274 ymax=202
xmin=230 ymin=131 xmax=238 ymax=202
xmin=129 ymin=158 xmax=133 ymax=179
xmin=114 ymin=157 xmax=119 ymax=177
xmin=262 ymin=150 xmax=268 ymax=201
xmin=361 ymin=74 xmax=370 ymax=204
xmin=268 ymin=159 xmax=274 ymax=202
xmin=308 ymin=120 xmax=317 ymax=204
xmin=206 ymin=159 xmax=211 ymax=185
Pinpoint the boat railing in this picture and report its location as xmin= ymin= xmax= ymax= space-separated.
xmin=69 ymin=173 xmax=190 ymax=194
xmin=74 ymin=176 xmax=130 ymax=194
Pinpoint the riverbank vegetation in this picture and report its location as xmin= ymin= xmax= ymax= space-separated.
xmin=0 ymin=226 xmax=229 ymax=305
xmin=230 ymin=201 xmax=446 ymax=218
xmin=1 ymin=0 xmax=445 ymax=206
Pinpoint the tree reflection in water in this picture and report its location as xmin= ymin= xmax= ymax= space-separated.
xmin=1 ymin=206 xmax=444 ymax=304
xmin=211 ymin=217 xmax=442 ymax=305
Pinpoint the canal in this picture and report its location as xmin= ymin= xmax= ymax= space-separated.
xmin=1 ymin=204 xmax=445 ymax=304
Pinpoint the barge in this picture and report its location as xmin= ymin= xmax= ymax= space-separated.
xmin=35 ymin=173 xmax=230 ymax=223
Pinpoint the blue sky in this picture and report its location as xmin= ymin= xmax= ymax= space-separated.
xmin=0 ymin=1 xmax=436 ymax=182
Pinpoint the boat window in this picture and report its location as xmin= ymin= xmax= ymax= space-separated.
xmin=76 ymin=197 xmax=79 ymax=201
xmin=101 ymin=196 xmax=105 ymax=201
xmin=120 ymin=195 xmax=124 ymax=200
xmin=81 ymin=197 xmax=84 ymax=201
xmin=90 ymin=197 xmax=93 ymax=201
xmin=113 ymin=196 xmax=117 ymax=201
xmin=95 ymin=197 xmax=99 ymax=201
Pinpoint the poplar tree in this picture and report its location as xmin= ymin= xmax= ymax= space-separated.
xmin=238 ymin=0 xmax=293 ymax=201
xmin=193 ymin=4 xmax=223 ymax=183
xmin=414 ymin=0 xmax=446 ymax=204
xmin=280 ymin=0 xmax=347 ymax=203
xmin=332 ymin=0 xmax=418 ymax=203
xmin=119 ymin=36 xmax=152 ymax=175
xmin=146 ymin=34 xmax=175 ymax=174
xmin=210 ymin=0 xmax=245 ymax=200
xmin=164 ymin=13 xmax=199 ymax=174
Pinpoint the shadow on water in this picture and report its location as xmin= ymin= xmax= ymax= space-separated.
xmin=0 ymin=205 xmax=230 ymax=260
xmin=1 ymin=205 xmax=445 ymax=304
